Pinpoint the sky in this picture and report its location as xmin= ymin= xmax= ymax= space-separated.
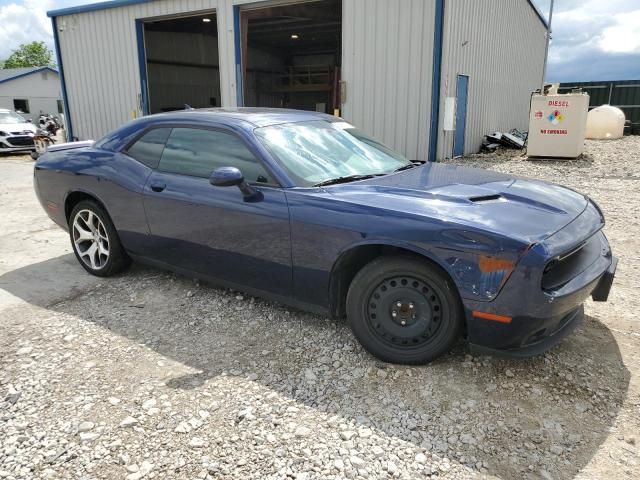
xmin=0 ymin=0 xmax=639 ymax=82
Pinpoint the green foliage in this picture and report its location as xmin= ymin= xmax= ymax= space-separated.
xmin=3 ymin=42 xmax=55 ymax=69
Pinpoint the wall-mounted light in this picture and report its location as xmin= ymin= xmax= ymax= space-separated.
xmin=202 ymin=18 xmax=212 ymax=23
xmin=291 ymin=34 xmax=299 ymax=39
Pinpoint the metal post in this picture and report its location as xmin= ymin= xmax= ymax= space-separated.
xmin=541 ymin=0 xmax=554 ymax=92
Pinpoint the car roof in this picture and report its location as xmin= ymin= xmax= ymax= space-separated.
xmin=95 ymin=107 xmax=345 ymax=155
xmin=164 ymin=107 xmax=340 ymax=128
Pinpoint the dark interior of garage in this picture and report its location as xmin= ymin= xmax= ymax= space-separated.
xmin=241 ymin=0 xmax=342 ymax=114
xmin=143 ymin=12 xmax=221 ymax=114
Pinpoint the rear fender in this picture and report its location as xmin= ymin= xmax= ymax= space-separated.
xmin=63 ymin=188 xmax=111 ymax=223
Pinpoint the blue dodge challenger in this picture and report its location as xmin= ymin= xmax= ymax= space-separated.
xmin=34 ymin=109 xmax=616 ymax=364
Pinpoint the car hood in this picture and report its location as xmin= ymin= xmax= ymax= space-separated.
xmin=0 ymin=122 xmax=36 ymax=134
xmin=323 ymin=162 xmax=590 ymax=243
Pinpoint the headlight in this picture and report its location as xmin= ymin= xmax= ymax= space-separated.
xmin=0 ymin=131 xmax=8 ymax=136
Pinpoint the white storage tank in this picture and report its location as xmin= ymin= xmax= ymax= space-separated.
xmin=527 ymin=92 xmax=590 ymax=158
xmin=585 ymin=105 xmax=625 ymax=140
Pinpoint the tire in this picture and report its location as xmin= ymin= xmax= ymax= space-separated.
xmin=346 ymin=255 xmax=463 ymax=364
xmin=68 ymin=200 xmax=131 ymax=277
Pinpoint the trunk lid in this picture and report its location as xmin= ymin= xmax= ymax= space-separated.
xmin=46 ymin=140 xmax=94 ymax=153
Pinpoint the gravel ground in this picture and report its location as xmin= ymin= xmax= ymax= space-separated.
xmin=1 ymin=137 xmax=639 ymax=480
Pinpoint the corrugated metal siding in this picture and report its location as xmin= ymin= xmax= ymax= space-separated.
xmin=144 ymin=30 xmax=221 ymax=112
xmin=559 ymin=80 xmax=640 ymax=130
xmin=341 ymin=0 xmax=435 ymax=160
xmin=55 ymin=0 xmax=310 ymax=140
xmin=438 ymin=0 xmax=547 ymax=159
xmin=56 ymin=0 xmax=438 ymax=154
xmin=56 ymin=0 xmax=545 ymax=152
xmin=56 ymin=0 xmax=223 ymax=140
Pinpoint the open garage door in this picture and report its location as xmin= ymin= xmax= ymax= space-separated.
xmin=140 ymin=12 xmax=221 ymax=114
xmin=239 ymin=0 xmax=342 ymax=114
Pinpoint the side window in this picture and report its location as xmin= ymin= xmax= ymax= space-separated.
xmin=13 ymin=99 xmax=29 ymax=114
xmin=126 ymin=128 xmax=171 ymax=169
xmin=158 ymin=128 xmax=272 ymax=184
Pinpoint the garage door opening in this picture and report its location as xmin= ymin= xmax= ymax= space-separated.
xmin=141 ymin=12 xmax=221 ymax=114
xmin=240 ymin=0 xmax=342 ymax=114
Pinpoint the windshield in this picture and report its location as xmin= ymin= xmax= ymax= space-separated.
xmin=0 ymin=111 xmax=27 ymax=124
xmin=254 ymin=120 xmax=411 ymax=187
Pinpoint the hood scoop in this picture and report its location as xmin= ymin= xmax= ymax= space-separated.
xmin=469 ymin=194 xmax=502 ymax=203
xmin=426 ymin=183 xmax=568 ymax=213
xmin=428 ymin=183 xmax=505 ymax=203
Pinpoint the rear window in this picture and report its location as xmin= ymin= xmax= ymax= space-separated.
xmin=126 ymin=128 xmax=171 ymax=169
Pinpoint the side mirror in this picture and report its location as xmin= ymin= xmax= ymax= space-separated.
xmin=210 ymin=166 xmax=244 ymax=187
xmin=210 ymin=166 xmax=263 ymax=202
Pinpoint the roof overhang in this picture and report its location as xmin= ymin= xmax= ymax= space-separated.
xmin=48 ymin=0 xmax=155 ymax=17
xmin=0 ymin=66 xmax=59 ymax=85
xmin=48 ymin=0 xmax=551 ymax=31
xmin=526 ymin=0 xmax=550 ymax=30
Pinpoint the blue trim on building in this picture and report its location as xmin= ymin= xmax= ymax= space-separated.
xmin=526 ymin=0 xmax=549 ymax=29
xmin=51 ymin=17 xmax=74 ymax=141
xmin=48 ymin=0 xmax=154 ymax=18
xmin=46 ymin=0 xmax=550 ymax=29
xmin=135 ymin=20 xmax=150 ymax=115
xmin=233 ymin=5 xmax=244 ymax=107
xmin=0 ymin=66 xmax=58 ymax=85
xmin=428 ymin=0 xmax=444 ymax=162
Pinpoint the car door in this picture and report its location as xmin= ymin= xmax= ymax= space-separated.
xmin=141 ymin=125 xmax=292 ymax=297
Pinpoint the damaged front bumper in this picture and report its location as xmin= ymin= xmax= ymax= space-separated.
xmin=463 ymin=201 xmax=616 ymax=358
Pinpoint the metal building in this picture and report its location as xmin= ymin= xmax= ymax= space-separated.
xmin=48 ymin=0 xmax=547 ymax=160
xmin=0 ymin=67 xmax=62 ymax=119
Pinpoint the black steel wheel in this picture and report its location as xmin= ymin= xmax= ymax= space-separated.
xmin=347 ymin=255 xmax=462 ymax=364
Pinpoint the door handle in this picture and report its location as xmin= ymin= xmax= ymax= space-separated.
xmin=150 ymin=183 xmax=166 ymax=192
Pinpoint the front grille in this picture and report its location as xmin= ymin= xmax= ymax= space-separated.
xmin=541 ymin=235 xmax=602 ymax=291
xmin=7 ymin=136 xmax=34 ymax=147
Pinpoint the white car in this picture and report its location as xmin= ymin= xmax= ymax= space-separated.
xmin=0 ymin=109 xmax=36 ymax=152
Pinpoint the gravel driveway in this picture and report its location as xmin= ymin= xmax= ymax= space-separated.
xmin=1 ymin=137 xmax=639 ymax=480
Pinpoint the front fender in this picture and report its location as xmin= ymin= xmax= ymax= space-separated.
xmin=332 ymin=237 xmax=526 ymax=304
xmin=331 ymin=238 xmax=458 ymax=285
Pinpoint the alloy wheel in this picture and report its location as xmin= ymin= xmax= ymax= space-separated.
xmin=72 ymin=209 xmax=110 ymax=270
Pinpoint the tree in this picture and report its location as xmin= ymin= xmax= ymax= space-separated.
xmin=3 ymin=42 xmax=55 ymax=69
